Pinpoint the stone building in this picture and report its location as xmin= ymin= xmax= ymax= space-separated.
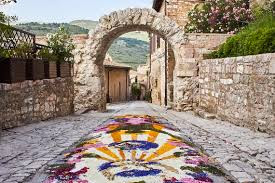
xmin=104 ymin=55 xmax=131 ymax=103
xmin=149 ymin=0 xmax=230 ymax=111
xmin=135 ymin=63 xmax=150 ymax=100
xmin=149 ymin=0 xmax=202 ymax=108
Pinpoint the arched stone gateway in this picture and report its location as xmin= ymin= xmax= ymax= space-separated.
xmin=74 ymin=8 xmax=187 ymax=111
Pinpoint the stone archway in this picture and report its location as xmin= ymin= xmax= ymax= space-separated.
xmin=74 ymin=8 xmax=187 ymax=111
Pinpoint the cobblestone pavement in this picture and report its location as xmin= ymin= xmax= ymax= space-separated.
xmin=0 ymin=101 xmax=274 ymax=183
xmin=0 ymin=103 xmax=128 ymax=183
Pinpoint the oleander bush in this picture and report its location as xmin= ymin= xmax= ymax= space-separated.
xmin=185 ymin=0 xmax=253 ymax=34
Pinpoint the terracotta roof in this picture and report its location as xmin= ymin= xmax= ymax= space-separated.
xmin=152 ymin=0 xmax=164 ymax=12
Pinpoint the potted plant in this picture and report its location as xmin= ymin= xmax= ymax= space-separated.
xmin=47 ymin=27 xmax=75 ymax=78
xmin=0 ymin=48 xmax=26 ymax=83
xmin=37 ymin=47 xmax=57 ymax=79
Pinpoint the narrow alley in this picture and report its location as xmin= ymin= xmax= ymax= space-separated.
xmin=0 ymin=102 xmax=274 ymax=183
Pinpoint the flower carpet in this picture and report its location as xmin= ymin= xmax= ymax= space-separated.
xmin=44 ymin=115 xmax=229 ymax=183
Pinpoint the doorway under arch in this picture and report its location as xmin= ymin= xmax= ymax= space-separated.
xmin=74 ymin=8 xmax=187 ymax=111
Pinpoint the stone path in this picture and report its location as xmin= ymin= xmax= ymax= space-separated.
xmin=0 ymin=101 xmax=274 ymax=183
xmin=149 ymin=105 xmax=275 ymax=183
xmin=0 ymin=103 xmax=127 ymax=183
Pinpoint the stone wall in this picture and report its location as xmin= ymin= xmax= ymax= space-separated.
xmin=199 ymin=53 xmax=275 ymax=134
xmin=156 ymin=0 xmax=201 ymax=28
xmin=0 ymin=78 xmax=74 ymax=130
xmin=174 ymin=33 xmax=232 ymax=111
xmin=150 ymin=33 xmax=231 ymax=111
xmin=151 ymin=49 xmax=164 ymax=106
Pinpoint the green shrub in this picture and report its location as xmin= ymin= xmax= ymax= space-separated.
xmin=47 ymin=27 xmax=75 ymax=63
xmin=37 ymin=47 xmax=57 ymax=61
xmin=0 ymin=42 xmax=33 ymax=58
xmin=144 ymin=91 xmax=152 ymax=102
xmin=208 ymin=13 xmax=275 ymax=58
xmin=131 ymin=83 xmax=141 ymax=100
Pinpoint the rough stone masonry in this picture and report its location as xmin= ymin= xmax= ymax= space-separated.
xmin=0 ymin=78 xmax=74 ymax=131
xmin=199 ymin=53 xmax=275 ymax=134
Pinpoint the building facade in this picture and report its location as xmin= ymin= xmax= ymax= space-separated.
xmin=149 ymin=0 xmax=230 ymax=111
xmin=149 ymin=0 xmax=202 ymax=108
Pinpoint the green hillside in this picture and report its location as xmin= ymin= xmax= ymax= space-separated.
xmin=15 ymin=22 xmax=88 ymax=36
xmin=108 ymin=37 xmax=149 ymax=69
xmin=15 ymin=21 xmax=149 ymax=69
xmin=70 ymin=20 xmax=149 ymax=42
xmin=70 ymin=20 xmax=98 ymax=30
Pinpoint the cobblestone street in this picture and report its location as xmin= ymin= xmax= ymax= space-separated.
xmin=0 ymin=102 xmax=275 ymax=183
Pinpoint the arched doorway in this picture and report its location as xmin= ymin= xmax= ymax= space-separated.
xmin=74 ymin=8 xmax=187 ymax=111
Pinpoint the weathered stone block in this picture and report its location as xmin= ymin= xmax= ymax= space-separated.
xmin=269 ymin=59 xmax=275 ymax=74
xmin=233 ymin=74 xmax=240 ymax=83
xmin=176 ymin=62 xmax=198 ymax=77
xmin=183 ymin=48 xmax=195 ymax=58
xmin=220 ymin=79 xmax=233 ymax=85
xmin=237 ymin=64 xmax=244 ymax=74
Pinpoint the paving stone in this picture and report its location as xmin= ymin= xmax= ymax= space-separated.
xmin=238 ymin=177 xmax=256 ymax=183
xmin=231 ymin=171 xmax=252 ymax=179
xmin=223 ymin=163 xmax=243 ymax=171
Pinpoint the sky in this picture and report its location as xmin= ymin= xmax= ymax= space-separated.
xmin=1 ymin=0 xmax=153 ymax=23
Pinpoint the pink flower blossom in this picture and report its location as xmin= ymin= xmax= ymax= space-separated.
xmin=185 ymin=156 xmax=209 ymax=165
xmin=180 ymin=178 xmax=212 ymax=183
xmin=126 ymin=118 xmax=151 ymax=125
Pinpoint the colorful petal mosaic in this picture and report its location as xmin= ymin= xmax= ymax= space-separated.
xmin=44 ymin=115 xmax=228 ymax=183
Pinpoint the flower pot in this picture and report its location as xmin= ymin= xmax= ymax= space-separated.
xmin=57 ymin=61 xmax=71 ymax=78
xmin=26 ymin=59 xmax=45 ymax=80
xmin=0 ymin=57 xmax=26 ymax=83
xmin=44 ymin=60 xmax=57 ymax=79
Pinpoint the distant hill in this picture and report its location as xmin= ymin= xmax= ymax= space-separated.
xmin=108 ymin=37 xmax=149 ymax=69
xmin=15 ymin=21 xmax=149 ymax=69
xmin=15 ymin=22 xmax=88 ymax=36
xmin=70 ymin=20 xmax=98 ymax=30
xmin=70 ymin=20 xmax=149 ymax=42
